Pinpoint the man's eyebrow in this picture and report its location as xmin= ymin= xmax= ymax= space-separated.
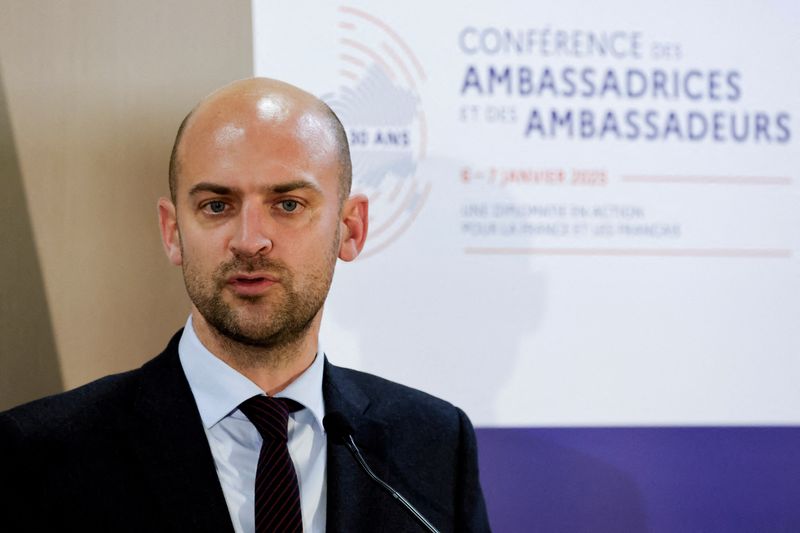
xmin=188 ymin=182 xmax=238 ymax=196
xmin=187 ymin=180 xmax=324 ymax=197
xmin=268 ymin=179 xmax=323 ymax=195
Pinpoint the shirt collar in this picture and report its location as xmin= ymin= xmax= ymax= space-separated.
xmin=178 ymin=315 xmax=326 ymax=432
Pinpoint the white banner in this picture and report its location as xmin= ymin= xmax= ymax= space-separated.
xmin=254 ymin=0 xmax=800 ymax=426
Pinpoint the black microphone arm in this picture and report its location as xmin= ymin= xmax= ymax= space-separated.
xmin=323 ymin=412 xmax=441 ymax=533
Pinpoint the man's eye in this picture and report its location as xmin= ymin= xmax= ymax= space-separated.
xmin=279 ymin=200 xmax=299 ymax=212
xmin=206 ymin=200 xmax=226 ymax=213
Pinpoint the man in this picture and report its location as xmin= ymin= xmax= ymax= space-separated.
xmin=0 ymin=78 xmax=490 ymax=532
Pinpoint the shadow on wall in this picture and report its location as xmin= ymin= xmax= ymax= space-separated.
xmin=0 ymin=69 xmax=63 ymax=410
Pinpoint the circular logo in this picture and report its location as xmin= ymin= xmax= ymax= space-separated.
xmin=322 ymin=6 xmax=430 ymax=258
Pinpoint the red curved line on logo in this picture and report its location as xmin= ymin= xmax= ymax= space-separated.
xmin=340 ymin=38 xmax=397 ymax=81
xmin=338 ymin=5 xmax=426 ymax=81
xmin=360 ymin=181 xmax=432 ymax=259
xmin=357 ymin=183 xmax=382 ymax=206
xmin=387 ymin=174 xmax=406 ymax=202
xmin=340 ymin=53 xmax=366 ymax=68
xmin=339 ymin=69 xmax=360 ymax=81
xmin=370 ymin=179 xmax=418 ymax=238
xmin=381 ymin=42 xmax=415 ymax=91
xmin=338 ymin=21 xmax=355 ymax=30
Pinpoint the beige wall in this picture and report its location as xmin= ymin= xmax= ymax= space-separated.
xmin=0 ymin=0 xmax=253 ymax=409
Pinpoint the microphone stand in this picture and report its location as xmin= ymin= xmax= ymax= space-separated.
xmin=340 ymin=433 xmax=441 ymax=533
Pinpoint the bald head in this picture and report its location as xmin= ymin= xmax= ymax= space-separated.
xmin=168 ymin=78 xmax=351 ymax=205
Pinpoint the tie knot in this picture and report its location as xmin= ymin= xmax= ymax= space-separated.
xmin=239 ymin=396 xmax=302 ymax=441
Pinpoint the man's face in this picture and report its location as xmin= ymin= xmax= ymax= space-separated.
xmin=166 ymin=94 xmax=346 ymax=350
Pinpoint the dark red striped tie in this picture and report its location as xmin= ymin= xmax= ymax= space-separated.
xmin=239 ymin=395 xmax=304 ymax=533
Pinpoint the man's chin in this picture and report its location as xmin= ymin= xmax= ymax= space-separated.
xmin=209 ymin=317 xmax=281 ymax=347
xmin=226 ymin=291 xmax=268 ymax=304
xmin=223 ymin=330 xmax=276 ymax=348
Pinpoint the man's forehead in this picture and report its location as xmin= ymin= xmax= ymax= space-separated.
xmin=168 ymin=77 xmax=349 ymax=202
xmin=182 ymin=91 xmax=336 ymax=152
xmin=191 ymin=78 xmax=322 ymax=128
xmin=254 ymin=93 xmax=292 ymax=122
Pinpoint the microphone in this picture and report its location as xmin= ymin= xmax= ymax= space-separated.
xmin=323 ymin=412 xmax=441 ymax=533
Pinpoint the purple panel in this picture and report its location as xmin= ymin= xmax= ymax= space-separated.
xmin=476 ymin=427 xmax=800 ymax=533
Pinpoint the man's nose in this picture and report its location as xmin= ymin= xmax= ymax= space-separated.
xmin=229 ymin=202 xmax=272 ymax=256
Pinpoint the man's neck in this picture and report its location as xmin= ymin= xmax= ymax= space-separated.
xmin=190 ymin=311 xmax=320 ymax=396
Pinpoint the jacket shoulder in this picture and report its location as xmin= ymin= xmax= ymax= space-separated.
xmin=0 ymin=368 xmax=142 ymax=442
xmin=323 ymin=361 xmax=491 ymax=532
xmin=328 ymin=363 xmax=461 ymax=412
xmin=324 ymin=361 xmax=473 ymax=442
xmin=0 ymin=329 xmax=183 ymax=442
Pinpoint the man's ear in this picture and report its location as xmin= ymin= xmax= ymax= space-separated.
xmin=338 ymin=194 xmax=369 ymax=261
xmin=158 ymin=197 xmax=183 ymax=266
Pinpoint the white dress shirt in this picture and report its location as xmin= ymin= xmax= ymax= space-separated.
xmin=178 ymin=316 xmax=327 ymax=533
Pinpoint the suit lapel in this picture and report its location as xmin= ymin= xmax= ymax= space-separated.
xmin=323 ymin=360 xmax=392 ymax=532
xmin=125 ymin=331 xmax=234 ymax=533
xmin=120 ymin=339 xmax=398 ymax=532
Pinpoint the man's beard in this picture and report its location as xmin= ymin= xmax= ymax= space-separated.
xmin=182 ymin=252 xmax=335 ymax=353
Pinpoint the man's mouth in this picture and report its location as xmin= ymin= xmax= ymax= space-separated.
xmin=227 ymin=274 xmax=278 ymax=295
xmin=235 ymin=276 xmax=266 ymax=284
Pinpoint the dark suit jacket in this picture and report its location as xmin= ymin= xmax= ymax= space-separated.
xmin=0 ymin=331 xmax=490 ymax=532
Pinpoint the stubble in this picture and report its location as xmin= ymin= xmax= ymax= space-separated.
xmin=182 ymin=248 xmax=336 ymax=368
